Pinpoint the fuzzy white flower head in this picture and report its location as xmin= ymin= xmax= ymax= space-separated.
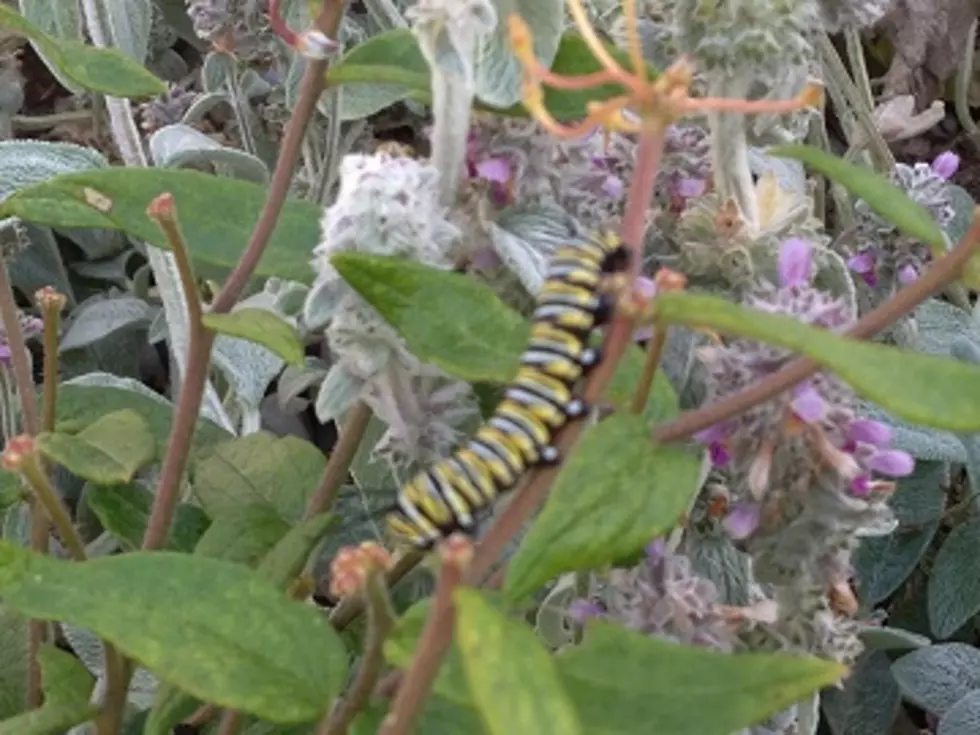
xmin=313 ymin=152 xmax=460 ymax=278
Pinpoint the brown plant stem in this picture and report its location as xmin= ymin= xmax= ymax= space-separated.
xmin=630 ymin=325 xmax=667 ymax=414
xmin=650 ymin=206 xmax=980 ymax=444
xmin=319 ymin=568 xmax=397 ymax=735
xmin=305 ymin=401 xmax=373 ymax=518
xmin=19 ymin=453 xmax=86 ymax=561
xmin=141 ymin=194 xmax=207 ymax=552
xmin=0 ymin=258 xmax=45 ymax=708
xmin=37 ymin=292 xmax=63 ymax=434
xmin=216 ymin=710 xmax=242 ymax=735
xmin=378 ymin=554 xmax=464 ymax=735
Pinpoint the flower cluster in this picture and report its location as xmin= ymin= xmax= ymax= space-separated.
xmin=846 ymin=152 xmax=958 ymax=298
xmin=694 ymin=238 xmax=905 ymax=663
xmin=186 ymin=0 xmax=276 ymax=62
xmin=571 ymin=540 xmax=738 ymax=653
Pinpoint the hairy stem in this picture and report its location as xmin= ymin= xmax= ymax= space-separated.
xmin=216 ymin=710 xmax=242 ymax=735
xmin=956 ymin=19 xmax=980 ymax=147
xmin=305 ymin=401 xmax=372 ymax=518
xmin=706 ymin=72 xmax=758 ymax=229
xmin=651 ymin=208 xmax=980 ymax=444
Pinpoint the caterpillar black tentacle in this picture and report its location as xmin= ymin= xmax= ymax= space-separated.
xmin=386 ymin=234 xmax=631 ymax=550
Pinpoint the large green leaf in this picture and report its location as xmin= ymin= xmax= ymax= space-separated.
xmin=36 ymin=409 xmax=155 ymax=485
xmin=656 ymin=291 xmax=980 ymax=431
xmin=191 ymin=432 xmax=326 ymax=524
xmin=332 ymin=252 xmax=528 ymax=383
xmin=0 ymin=5 xmax=164 ymax=98
xmin=0 ymin=645 xmax=97 ymax=735
xmin=454 ymin=589 xmax=582 ymax=735
xmin=0 ymin=169 xmax=322 ymax=284
xmin=557 ymin=623 xmax=845 ymax=734
xmin=771 ymin=145 xmax=946 ymax=253
xmin=0 ymin=544 xmax=348 ymax=724
xmin=0 ymin=606 xmax=28 ymax=720
xmin=505 ymin=414 xmax=701 ymax=600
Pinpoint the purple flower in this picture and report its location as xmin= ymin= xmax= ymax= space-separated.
xmin=931 ymin=151 xmax=960 ymax=180
xmin=847 ymin=251 xmax=878 ymax=287
xmin=675 ymin=177 xmax=706 ymax=198
xmin=791 ymin=382 xmax=826 ymax=423
xmin=568 ymin=599 xmax=605 ymax=623
xmin=601 ymin=174 xmax=625 ymax=200
xmin=848 ymin=419 xmax=892 ymax=447
xmin=694 ymin=423 xmax=731 ymax=467
xmin=646 ymin=538 xmax=667 ymax=559
xmin=869 ymin=449 xmax=915 ymax=477
xmin=897 ymin=264 xmax=919 ymax=285
xmin=474 ymin=157 xmax=511 ymax=184
xmin=0 ymin=344 xmax=10 ymax=368
xmin=724 ymin=503 xmax=761 ymax=540
xmin=850 ymin=474 xmax=871 ymax=497
xmin=778 ymin=238 xmax=813 ymax=288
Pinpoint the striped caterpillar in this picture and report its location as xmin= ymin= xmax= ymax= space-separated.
xmin=386 ymin=234 xmax=631 ymax=549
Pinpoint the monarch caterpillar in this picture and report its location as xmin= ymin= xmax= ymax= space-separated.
xmin=386 ymin=234 xmax=631 ymax=549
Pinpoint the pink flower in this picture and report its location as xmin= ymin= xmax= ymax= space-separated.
xmin=791 ymin=382 xmax=826 ymax=423
xmin=724 ymin=503 xmax=761 ymax=540
xmin=869 ymin=449 xmax=915 ymax=477
xmin=568 ymin=599 xmax=605 ymax=622
xmin=474 ymin=157 xmax=511 ymax=184
xmin=778 ymin=238 xmax=813 ymax=288
xmin=848 ymin=419 xmax=892 ymax=447
xmin=931 ymin=151 xmax=960 ymax=180
xmin=847 ymin=251 xmax=878 ymax=287
xmin=898 ymin=264 xmax=919 ymax=285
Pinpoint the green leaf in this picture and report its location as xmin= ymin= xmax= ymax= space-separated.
xmin=326 ymin=30 xmax=654 ymax=123
xmin=191 ymin=432 xmax=326 ymax=524
xmin=85 ymin=483 xmax=210 ymax=552
xmin=656 ymin=291 xmax=980 ymax=432
xmin=0 ymin=606 xmax=28 ymax=720
xmin=0 ymin=168 xmax=322 ymax=284
xmin=202 ymin=309 xmax=305 ymax=367
xmin=928 ymin=517 xmax=980 ymax=639
xmin=193 ymin=504 xmax=293 ymax=567
xmin=55 ymin=383 xmax=232 ymax=460
xmin=37 ymin=409 xmax=155 ymax=484
xmin=332 ymin=253 xmax=527 ymax=383
xmin=771 ymin=145 xmax=946 ymax=253
xmin=454 ymin=589 xmax=582 ymax=735
xmin=255 ymin=513 xmax=336 ymax=588
xmin=0 ymin=469 xmax=23 ymax=511
xmin=0 ymin=5 xmax=164 ymax=99
xmin=505 ymin=414 xmax=701 ymax=600
xmin=0 ymin=544 xmax=349 ymax=724
xmin=557 ymin=623 xmax=846 ymax=734
xmin=0 ymin=645 xmax=98 ymax=735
